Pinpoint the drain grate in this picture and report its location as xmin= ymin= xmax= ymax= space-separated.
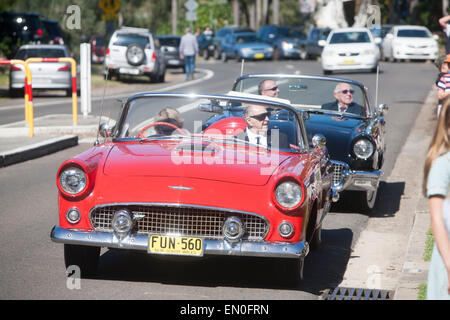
xmin=320 ymin=287 xmax=395 ymax=300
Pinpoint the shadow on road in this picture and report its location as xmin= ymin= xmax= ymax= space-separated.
xmin=80 ymin=227 xmax=352 ymax=297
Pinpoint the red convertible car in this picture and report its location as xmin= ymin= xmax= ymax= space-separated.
xmin=50 ymin=92 xmax=334 ymax=283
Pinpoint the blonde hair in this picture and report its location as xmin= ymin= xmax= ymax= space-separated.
xmin=423 ymin=97 xmax=450 ymax=195
xmin=154 ymin=107 xmax=183 ymax=127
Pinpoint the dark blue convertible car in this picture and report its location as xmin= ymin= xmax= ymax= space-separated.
xmin=230 ymin=74 xmax=388 ymax=212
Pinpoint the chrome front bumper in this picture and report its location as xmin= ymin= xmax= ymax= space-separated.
xmin=332 ymin=160 xmax=382 ymax=193
xmin=50 ymin=226 xmax=309 ymax=259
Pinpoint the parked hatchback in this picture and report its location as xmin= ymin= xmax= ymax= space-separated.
xmin=220 ymin=32 xmax=273 ymax=61
xmin=157 ymin=35 xmax=184 ymax=70
xmin=257 ymin=25 xmax=307 ymax=60
xmin=9 ymin=44 xmax=76 ymax=97
xmin=213 ymin=26 xmax=254 ymax=59
xmin=104 ymin=26 xmax=166 ymax=82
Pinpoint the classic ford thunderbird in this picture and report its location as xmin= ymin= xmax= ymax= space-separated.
xmin=50 ymin=92 xmax=334 ymax=283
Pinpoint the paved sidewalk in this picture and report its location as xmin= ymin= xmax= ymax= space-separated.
xmin=339 ymin=88 xmax=437 ymax=299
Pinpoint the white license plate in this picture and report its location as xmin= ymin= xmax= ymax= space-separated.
xmin=168 ymin=59 xmax=180 ymax=64
xmin=119 ymin=68 xmax=140 ymax=75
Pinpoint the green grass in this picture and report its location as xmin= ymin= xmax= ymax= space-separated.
xmin=418 ymin=283 xmax=427 ymax=300
xmin=424 ymin=229 xmax=434 ymax=262
xmin=417 ymin=228 xmax=434 ymax=300
xmin=0 ymin=71 xmax=9 ymax=87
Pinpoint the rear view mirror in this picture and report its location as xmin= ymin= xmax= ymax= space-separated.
xmin=318 ymin=40 xmax=326 ymax=47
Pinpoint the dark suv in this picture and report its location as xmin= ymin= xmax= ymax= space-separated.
xmin=0 ymin=11 xmax=48 ymax=58
xmin=213 ymin=26 xmax=254 ymax=60
xmin=257 ymin=25 xmax=308 ymax=60
xmin=303 ymin=27 xmax=332 ymax=59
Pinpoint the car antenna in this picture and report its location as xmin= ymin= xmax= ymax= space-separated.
xmin=94 ymin=66 xmax=110 ymax=146
xmin=375 ymin=64 xmax=379 ymax=109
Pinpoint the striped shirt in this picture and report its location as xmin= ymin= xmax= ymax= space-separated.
xmin=437 ymin=73 xmax=450 ymax=92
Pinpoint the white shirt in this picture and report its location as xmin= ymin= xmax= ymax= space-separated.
xmin=246 ymin=128 xmax=267 ymax=147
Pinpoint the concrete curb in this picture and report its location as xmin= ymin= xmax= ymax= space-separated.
xmin=0 ymin=135 xmax=78 ymax=167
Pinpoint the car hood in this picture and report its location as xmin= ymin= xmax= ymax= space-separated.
xmin=325 ymin=42 xmax=376 ymax=52
xmin=305 ymin=113 xmax=368 ymax=162
xmin=394 ymin=37 xmax=436 ymax=46
xmin=236 ymin=42 xmax=271 ymax=49
xmin=102 ymin=142 xmax=291 ymax=186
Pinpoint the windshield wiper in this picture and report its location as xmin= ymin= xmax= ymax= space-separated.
xmin=138 ymin=134 xmax=190 ymax=143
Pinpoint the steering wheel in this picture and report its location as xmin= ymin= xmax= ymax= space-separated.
xmin=136 ymin=122 xmax=186 ymax=138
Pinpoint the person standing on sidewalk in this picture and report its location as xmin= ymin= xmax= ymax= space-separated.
xmin=423 ymin=98 xmax=450 ymax=299
xmin=439 ymin=15 xmax=450 ymax=54
xmin=179 ymin=27 xmax=198 ymax=81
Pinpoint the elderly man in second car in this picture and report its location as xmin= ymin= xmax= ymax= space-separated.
xmin=258 ymin=79 xmax=280 ymax=98
xmin=322 ymin=82 xmax=365 ymax=116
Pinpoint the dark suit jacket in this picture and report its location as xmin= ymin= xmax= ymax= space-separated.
xmin=321 ymin=101 xmax=365 ymax=116
xmin=235 ymin=128 xmax=290 ymax=149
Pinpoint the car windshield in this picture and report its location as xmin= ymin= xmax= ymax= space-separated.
xmin=397 ymin=29 xmax=430 ymax=38
xmin=235 ymin=34 xmax=259 ymax=43
xmin=287 ymin=28 xmax=306 ymax=39
xmin=15 ymin=48 xmax=67 ymax=59
xmin=158 ymin=37 xmax=180 ymax=46
xmin=112 ymin=94 xmax=305 ymax=153
xmin=233 ymin=75 xmax=369 ymax=118
xmin=113 ymin=33 xmax=150 ymax=47
xmin=329 ymin=31 xmax=371 ymax=44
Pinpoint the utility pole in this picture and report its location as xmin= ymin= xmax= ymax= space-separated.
xmin=233 ymin=0 xmax=239 ymax=27
xmin=273 ymin=0 xmax=279 ymax=25
xmin=172 ymin=0 xmax=177 ymax=35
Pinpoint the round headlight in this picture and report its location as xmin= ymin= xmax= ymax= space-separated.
xmin=275 ymin=181 xmax=302 ymax=208
xmin=353 ymin=139 xmax=374 ymax=159
xmin=59 ymin=167 xmax=87 ymax=195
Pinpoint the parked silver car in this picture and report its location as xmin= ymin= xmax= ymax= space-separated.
xmin=9 ymin=44 xmax=75 ymax=97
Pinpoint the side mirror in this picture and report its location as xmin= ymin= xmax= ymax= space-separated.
xmin=99 ymin=122 xmax=113 ymax=138
xmin=374 ymin=37 xmax=382 ymax=44
xmin=385 ymin=33 xmax=394 ymax=40
xmin=312 ymin=134 xmax=326 ymax=148
xmin=318 ymin=39 xmax=326 ymax=47
xmin=378 ymin=103 xmax=388 ymax=115
xmin=433 ymin=34 xmax=439 ymax=41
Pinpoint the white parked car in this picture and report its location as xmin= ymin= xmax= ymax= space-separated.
xmin=381 ymin=25 xmax=438 ymax=62
xmin=104 ymin=26 xmax=166 ymax=82
xmin=320 ymin=28 xmax=380 ymax=74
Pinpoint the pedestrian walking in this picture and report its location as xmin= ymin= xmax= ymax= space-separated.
xmin=179 ymin=27 xmax=198 ymax=81
xmin=440 ymin=15 xmax=450 ymax=54
xmin=423 ymin=98 xmax=450 ymax=300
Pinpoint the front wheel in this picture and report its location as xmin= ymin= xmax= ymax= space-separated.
xmin=64 ymin=244 xmax=100 ymax=277
xmin=354 ymin=187 xmax=378 ymax=213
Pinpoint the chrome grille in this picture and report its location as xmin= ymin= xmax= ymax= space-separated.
xmin=333 ymin=162 xmax=345 ymax=186
xmin=90 ymin=205 xmax=269 ymax=240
